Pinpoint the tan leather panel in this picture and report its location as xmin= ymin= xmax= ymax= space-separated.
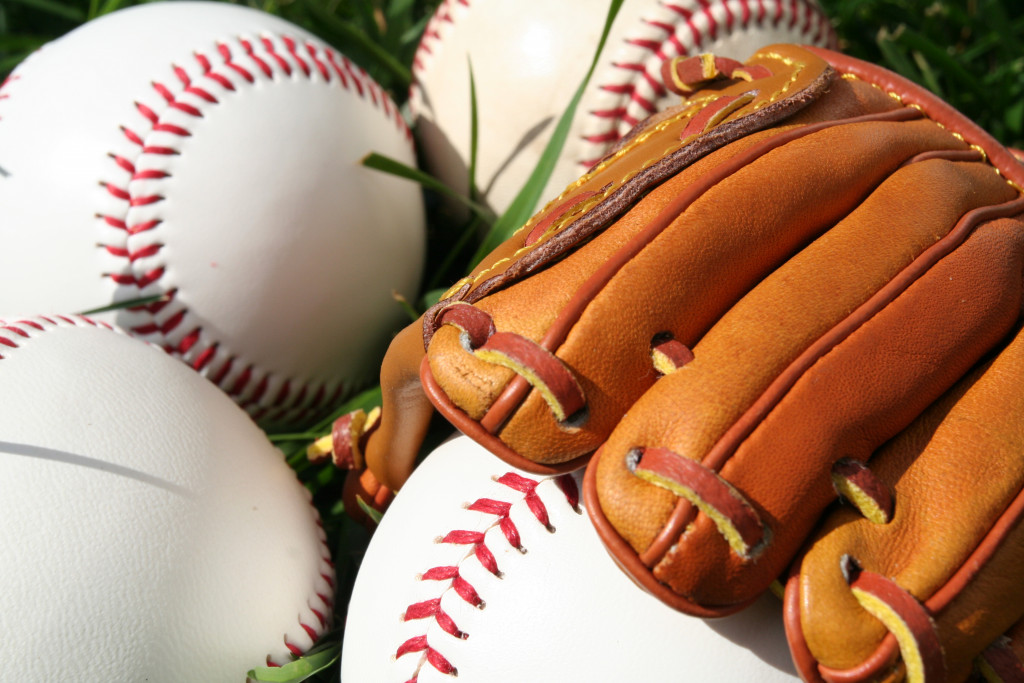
xmin=363 ymin=321 xmax=436 ymax=491
xmin=621 ymin=157 xmax=1009 ymax=468
xmin=795 ymin=312 xmax=1024 ymax=674
xmin=596 ymin=215 xmax=1024 ymax=603
xmin=427 ymin=126 xmax=795 ymax=434
xmin=448 ymin=46 xmax=834 ymax=300
xmin=588 ymin=130 xmax=998 ymax=554
xmin=465 ymin=119 xmax=969 ymax=468
xmin=427 ymin=325 xmax=515 ymax=421
xmin=664 ymin=218 xmax=1024 ymax=605
xmin=363 ymin=47 xmax=1024 ymax=682
xmin=786 ymin=72 xmax=904 ymax=127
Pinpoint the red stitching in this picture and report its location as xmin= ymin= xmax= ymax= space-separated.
xmin=305 ymin=42 xmax=331 ymax=81
xmin=109 ymin=154 xmax=136 ymax=174
xmin=140 ymin=145 xmax=177 ymax=156
xmin=396 ymin=635 xmax=457 ymax=677
xmin=283 ymin=36 xmax=311 ymax=78
xmin=207 ymin=349 xmax=229 ymax=380
xmin=229 ymin=364 xmax=253 ymax=396
xmin=219 ymin=42 xmax=255 ymax=83
xmin=250 ymin=374 xmax=269 ymax=404
xmin=574 ymin=0 xmax=837 ymax=169
xmin=241 ymin=38 xmax=273 ymax=79
xmin=130 ymin=219 xmax=161 ymax=236
xmin=0 ymin=73 xmax=18 ymax=119
xmin=341 ymin=55 xmax=364 ymax=97
xmin=261 ymin=37 xmax=292 ymax=75
xmin=326 ymin=50 xmax=349 ymax=88
xmin=89 ymin=30 xmax=407 ymax=424
xmin=158 ymin=309 xmax=185 ymax=334
xmin=412 ymin=0 xmax=837 ymax=176
xmin=135 ymin=101 xmax=160 ymax=125
xmin=272 ymin=379 xmax=293 ymax=407
xmin=104 ymin=183 xmax=131 ymax=201
xmin=151 ymin=81 xmax=176 ymax=104
xmin=270 ymin=492 xmax=335 ymax=667
xmin=397 ymin=469 xmax=580 ymax=679
xmin=0 ymin=315 xmax=114 ymax=359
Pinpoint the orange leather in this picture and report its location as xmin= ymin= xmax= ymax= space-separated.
xmin=361 ymin=44 xmax=1024 ymax=682
xmin=788 ymin=316 xmax=1024 ymax=682
xmin=362 ymin=320 xmax=434 ymax=491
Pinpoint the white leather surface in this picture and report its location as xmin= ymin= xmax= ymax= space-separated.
xmin=0 ymin=316 xmax=333 ymax=682
xmin=342 ymin=434 xmax=800 ymax=682
xmin=0 ymin=2 xmax=425 ymax=425
xmin=410 ymin=0 xmax=835 ymax=215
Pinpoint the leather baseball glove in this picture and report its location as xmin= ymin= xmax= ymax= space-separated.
xmin=321 ymin=44 xmax=1024 ymax=682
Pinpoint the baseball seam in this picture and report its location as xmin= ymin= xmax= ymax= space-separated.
xmin=0 ymin=74 xmax=17 ymax=121
xmin=396 ymin=470 xmax=580 ymax=679
xmin=95 ymin=32 xmax=409 ymax=425
xmin=0 ymin=315 xmax=115 ymax=357
xmin=445 ymin=49 xmax=809 ymax=296
xmin=409 ymin=0 xmax=836 ymax=175
xmin=273 ymin=486 xmax=337 ymax=666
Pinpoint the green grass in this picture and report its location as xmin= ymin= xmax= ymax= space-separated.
xmin=820 ymin=0 xmax=1024 ymax=148
xmin=2 ymin=1 xmax=1023 ymax=681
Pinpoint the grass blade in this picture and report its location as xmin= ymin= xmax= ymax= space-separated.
xmin=0 ymin=33 xmax=47 ymax=52
xmin=470 ymin=0 xmax=624 ymax=265
xmin=246 ymin=642 xmax=341 ymax=682
xmin=298 ymin=0 xmax=411 ymax=88
xmin=361 ymin=151 xmax=495 ymax=221
xmin=92 ymin=0 xmax=134 ymax=20
xmin=77 ymin=294 xmax=168 ymax=316
xmin=4 ymin=0 xmax=85 ymax=22
xmin=892 ymin=26 xmax=986 ymax=99
xmin=467 ymin=57 xmax=481 ymax=205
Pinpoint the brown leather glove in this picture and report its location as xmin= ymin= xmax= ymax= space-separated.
xmin=783 ymin=324 xmax=1024 ymax=682
xmin=340 ymin=44 xmax=1024 ymax=681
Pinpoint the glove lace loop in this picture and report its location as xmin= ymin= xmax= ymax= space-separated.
xmin=437 ymin=304 xmax=587 ymax=426
xmin=630 ymin=446 xmax=767 ymax=560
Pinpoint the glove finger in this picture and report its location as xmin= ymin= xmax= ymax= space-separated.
xmin=576 ymin=48 xmax=1024 ymax=616
xmin=420 ymin=47 xmax=968 ymax=473
xmin=586 ymin=193 xmax=1024 ymax=614
xmin=783 ymin=323 xmax=1024 ymax=683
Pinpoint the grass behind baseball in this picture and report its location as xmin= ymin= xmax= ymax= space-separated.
xmin=2 ymin=1 xmax=1022 ymax=681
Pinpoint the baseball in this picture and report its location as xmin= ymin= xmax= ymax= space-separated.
xmin=342 ymin=434 xmax=799 ymax=682
xmin=0 ymin=1 xmax=425 ymax=426
xmin=0 ymin=315 xmax=333 ymax=681
xmin=410 ymin=0 xmax=836 ymax=214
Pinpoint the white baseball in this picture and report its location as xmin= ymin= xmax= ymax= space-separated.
xmin=342 ymin=434 xmax=800 ymax=682
xmin=0 ymin=315 xmax=334 ymax=682
xmin=0 ymin=1 xmax=425 ymax=426
xmin=410 ymin=0 xmax=835 ymax=214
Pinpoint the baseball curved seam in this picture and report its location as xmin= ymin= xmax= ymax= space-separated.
xmin=271 ymin=489 xmax=336 ymax=666
xmin=448 ymin=49 xmax=812 ymax=298
xmin=0 ymin=315 xmax=115 ymax=358
xmin=95 ymin=32 xmax=406 ymax=424
xmin=410 ymin=0 xmax=835 ymax=176
xmin=0 ymin=74 xmax=18 ymax=122
xmin=576 ymin=0 xmax=838 ymax=170
xmin=396 ymin=470 xmax=579 ymax=680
